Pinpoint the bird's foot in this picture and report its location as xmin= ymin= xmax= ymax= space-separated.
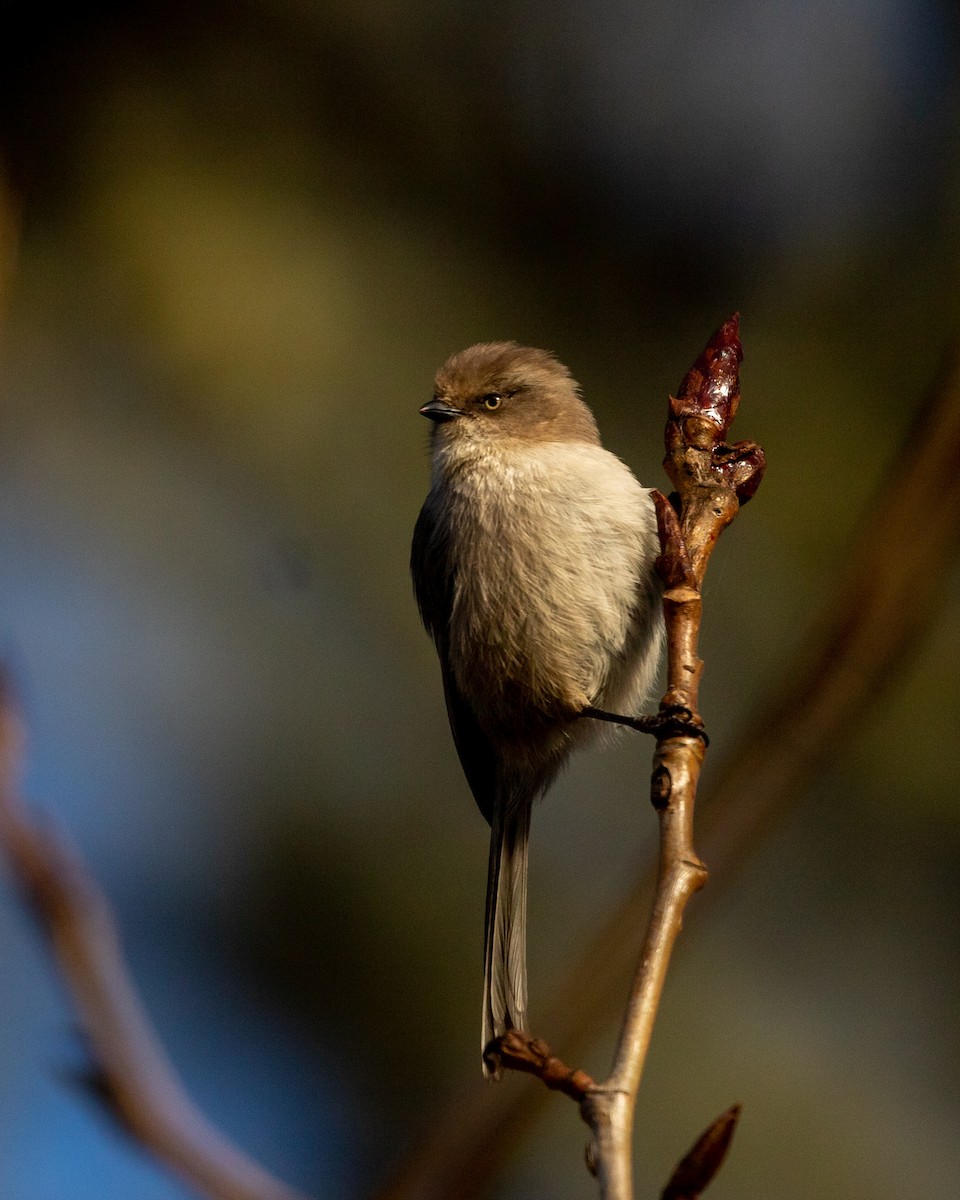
xmin=581 ymin=704 xmax=709 ymax=746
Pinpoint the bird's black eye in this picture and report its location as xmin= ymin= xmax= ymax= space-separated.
xmin=481 ymin=393 xmax=502 ymax=411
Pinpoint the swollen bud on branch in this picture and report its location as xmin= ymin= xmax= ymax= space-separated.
xmin=664 ymin=314 xmax=765 ymax=511
xmin=668 ymin=314 xmax=743 ymax=444
xmin=661 ymin=1104 xmax=742 ymax=1200
xmin=661 ymin=315 xmax=766 ymax=581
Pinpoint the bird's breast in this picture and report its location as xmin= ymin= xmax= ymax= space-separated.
xmin=438 ymin=442 xmax=660 ymax=732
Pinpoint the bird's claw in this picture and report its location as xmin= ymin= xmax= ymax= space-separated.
xmin=582 ymin=704 xmax=709 ymax=746
xmin=649 ymin=705 xmax=709 ymax=746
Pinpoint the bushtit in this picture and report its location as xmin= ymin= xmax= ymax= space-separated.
xmin=411 ymin=342 xmax=664 ymax=1076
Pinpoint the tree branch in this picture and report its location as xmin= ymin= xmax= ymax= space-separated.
xmin=0 ymin=690 xmax=312 ymax=1200
xmin=576 ymin=315 xmax=758 ymax=1198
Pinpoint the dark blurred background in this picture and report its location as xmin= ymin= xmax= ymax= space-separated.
xmin=0 ymin=2 xmax=958 ymax=1197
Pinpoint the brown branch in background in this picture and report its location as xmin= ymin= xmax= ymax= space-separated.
xmin=577 ymin=316 xmax=760 ymax=1199
xmin=377 ymin=340 xmax=960 ymax=1200
xmin=0 ymin=153 xmax=308 ymax=1200
xmin=0 ymin=691 xmax=312 ymax=1200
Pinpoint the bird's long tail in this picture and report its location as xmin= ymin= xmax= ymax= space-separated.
xmin=481 ymin=795 xmax=531 ymax=1077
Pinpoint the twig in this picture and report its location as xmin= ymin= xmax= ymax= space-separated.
xmin=577 ymin=315 xmax=760 ymax=1198
xmin=0 ymin=690 xmax=312 ymax=1200
xmin=375 ymin=336 xmax=960 ymax=1200
xmin=494 ymin=1030 xmax=596 ymax=1102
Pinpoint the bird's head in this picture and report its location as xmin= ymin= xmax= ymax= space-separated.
xmin=420 ymin=342 xmax=600 ymax=450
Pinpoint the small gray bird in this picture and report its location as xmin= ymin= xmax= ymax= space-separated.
xmin=411 ymin=342 xmax=664 ymax=1076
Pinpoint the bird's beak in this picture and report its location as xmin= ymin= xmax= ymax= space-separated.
xmin=419 ymin=398 xmax=461 ymax=423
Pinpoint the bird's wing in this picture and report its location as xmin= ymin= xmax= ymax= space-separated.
xmin=411 ymin=498 xmax=497 ymax=826
xmin=439 ymin=663 xmax=497 ymax=826
xmin=410 ymin=496 xmax=451 ymax=642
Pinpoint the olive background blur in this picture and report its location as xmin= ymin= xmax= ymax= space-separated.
xmin=0 ymin=3 xmax=958 ymax=1198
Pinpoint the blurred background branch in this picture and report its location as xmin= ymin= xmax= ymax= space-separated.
xmin=0 ymin=3 xmax=958 ymax=1198
xmin=0 ymin=687 xmax=311 ymax=1200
